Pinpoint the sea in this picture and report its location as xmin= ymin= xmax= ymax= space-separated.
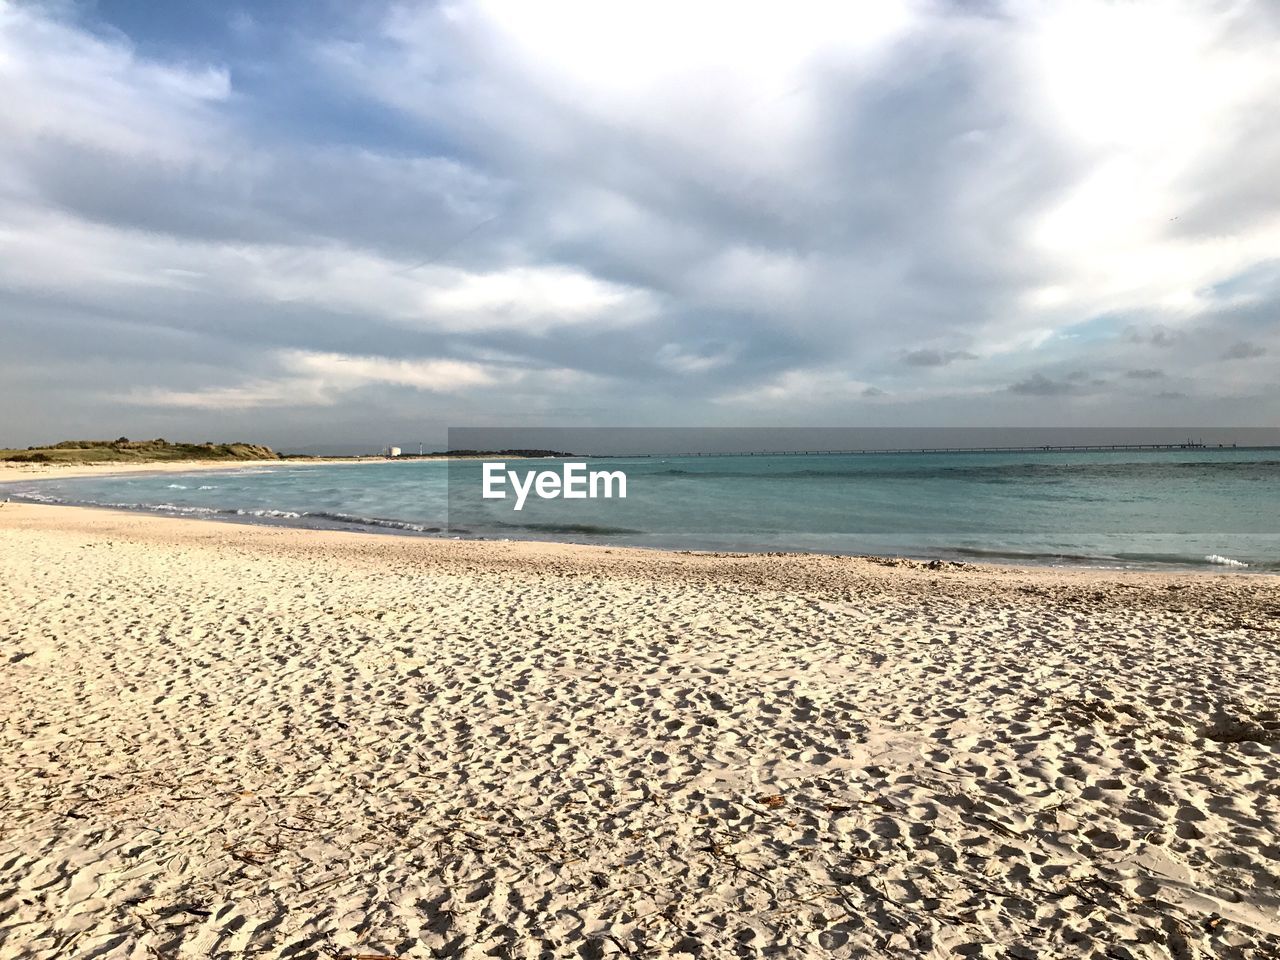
xmin=4 ymin=448 xmax=1279 ymax=571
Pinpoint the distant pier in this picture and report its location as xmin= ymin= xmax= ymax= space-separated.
xmin=631 ymin=441 xmax=1280 ymax=458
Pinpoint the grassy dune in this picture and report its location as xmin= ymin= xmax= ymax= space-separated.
xmin=1 ymin=439 xmax=279 ymax=464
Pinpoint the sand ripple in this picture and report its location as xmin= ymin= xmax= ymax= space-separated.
xmin=1 ymin=505 xmax=1278 ymax=958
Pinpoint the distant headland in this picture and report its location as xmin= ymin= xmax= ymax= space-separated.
xmin=0 ymin=439 xmax=576 ymax=465
xmin=1 ymin=438 xmax=280 ymax=464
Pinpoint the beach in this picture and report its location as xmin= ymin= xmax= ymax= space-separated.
xmin=1 ymin=501 xmax=1278 ymax=959
xmin=0 ymin=457 xmax=400 ymax=482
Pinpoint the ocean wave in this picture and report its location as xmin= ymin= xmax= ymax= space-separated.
xmin=497 ymin=521 xmax=643 ymax=535
xmin=304 ymin=511 xmax=441 ymax=533
xmin=92 ymin=501 xmax=223 ymax=516
xmin=1205 ymin=554 xmax=1249 ymax=568
xmin=950 ymin=546 xmax=1102 ymax=564
xmin=10 ymin=490 xmax=62 ymax=503
xmin=167 ymin=483 xmax=188 ymax=489
xmin=949 ymin=546 xmax=1269 ymax=572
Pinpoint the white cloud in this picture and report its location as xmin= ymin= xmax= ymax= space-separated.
xmin=1009 ymin=0 xmax=1280 ymax=333
xmin=0 ymin=2 xmax=230 ymax=166
xmin=131 ymin=378 xmax=337 ymax=411
xmin=126 ymin=349 xmax=512 ymax=409
xmin=244 ymin=246 xmax=656 ymax=334
xmin=656 ymin=342 xmax=734 ymax=374
xmin=283 ymin=350 xmax=502 ymax=390
xmin=334 ymin=0 xmax=1278 ymax=369
xmin=714 ymin=369 xmax=877 ymax=407
xmin=0 ymin=203 xmax=655 ymax=334
xmin=419 ymin=0 xmax=919 ymax=176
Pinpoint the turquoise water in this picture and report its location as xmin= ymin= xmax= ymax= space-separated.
xmin=5 ymin=449 xmax=1279 ymax=570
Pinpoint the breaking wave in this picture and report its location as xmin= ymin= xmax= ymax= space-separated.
xmin=1205 ymin=554 xmax=1249 ymax=568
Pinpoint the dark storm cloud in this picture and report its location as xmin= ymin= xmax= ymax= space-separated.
xmin=902 ymin=349 xmax=978 ymax=367
xmin=1008 ymin=373 xmax=1094 ymax=396
xmin=1222 ymin=341 xmax=1267 ymax=360
xmin=1127 ymin=325 xmax=1180 ymax=347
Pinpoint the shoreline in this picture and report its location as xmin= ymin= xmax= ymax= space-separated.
xmin=2 ymin=491 xmax=1273 ymax=576
xmin=2 ymin=500 xmax=1276 ymax=587
xmin=1 ymin=500 xmax=1277 ymax=957
xmin=4 ymin=454 xmax=1275 ymax=577
xmin=0 ymin=454 xmax=523 ymax=482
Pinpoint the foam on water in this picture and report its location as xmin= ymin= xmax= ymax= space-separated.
xmin=1205 ymin=554 xmax=1249 ymax=568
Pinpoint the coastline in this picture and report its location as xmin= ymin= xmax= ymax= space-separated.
xmin=0 ymin=455 xmax=519 ymax=482
xmin=1 ymin=501 xmax=1277 ymax=957
xmin=0 ymin=456 xmax=387 ymax=481
xmin=3 ymin=483 xmax=1273 ymax=575
xmin=4 ymin=499 xmax=1277 ymax=585
xmin=5 ymin=453 xmax=1276 ymax=576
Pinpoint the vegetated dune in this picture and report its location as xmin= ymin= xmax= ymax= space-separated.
xmin=1 ymin=438 xmax=279 ymax=464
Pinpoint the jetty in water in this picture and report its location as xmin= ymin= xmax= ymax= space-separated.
xmin=639 ymin=441 xmax=1279 ymax=458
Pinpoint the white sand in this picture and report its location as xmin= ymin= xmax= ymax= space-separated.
xmin=0 ymin=457 xmax=394 ymax=482
xmin=0 ymin=454 xmax=522 ymax=483
xmin=0 ymin=503 xmax=1277 ymax=959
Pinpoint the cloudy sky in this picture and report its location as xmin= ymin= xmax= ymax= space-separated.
xmin=1 ymin=0 xmax=1278 ymax=451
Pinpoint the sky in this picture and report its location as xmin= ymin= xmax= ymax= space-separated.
xmin=1 ymin=0 xmax=1278 ymax=452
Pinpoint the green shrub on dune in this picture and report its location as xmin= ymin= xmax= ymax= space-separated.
xmin=1 ymin=439 xmax=280 ymax=463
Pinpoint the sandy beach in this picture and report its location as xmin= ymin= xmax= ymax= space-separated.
xmin=1 ymin=502 xmax=1277 ymax=959
xmin=0 ymin=458 xmax=400 ymax=482
xmin=0 ymin=455 xmax=530 ymax=484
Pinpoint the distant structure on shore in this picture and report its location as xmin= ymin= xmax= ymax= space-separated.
xmin=384 ymin=446 xmax=402 ymax=457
